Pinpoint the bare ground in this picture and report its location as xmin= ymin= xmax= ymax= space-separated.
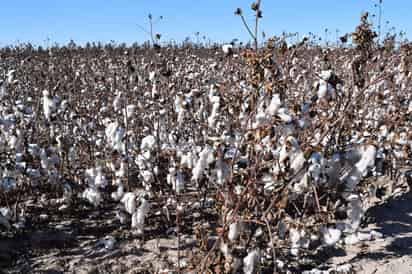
xmin=2 ymin=191 xmax=412 ymax=274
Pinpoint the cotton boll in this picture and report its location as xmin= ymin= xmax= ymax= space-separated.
xmin=289 ymin=228 xmax=310 ymax=256
xmin=243 ymin=249 xmax=261 ymax=274
xmin=115 ymin=161 xmax=127 ymax=178
xmin=216 ymin=155 xmax=229 ymax=185
xmin=294 ymin=173 xmax=309 ymax=194
xmin=121 ymin=192 xmax=137 ymax=214
xmin=132 ymin=198 xmax=150 ymax=234
xmin=290 ymin=151 xmax=305 ymax=173
xmin=42 ymin=90 xmax=56 ymax=121
xmin=141 ymin=135 xmax=156 ymax=152
xmin=222 ymin=44 xmax=233 ymax=55
xmin=151 ymin=82 xmax=159 ymax=98
xmin=344 ymin=233 xmax=359 ymax=245
xmin=125 ymin=104 xmax=136 ymax=119
xmin=343 ymin=145 xmax=376 ymax=191
xmin=253 ymin=102 xmax=267 ymax=128
xmin=192 ymin=146 xmax=212 ymax=182
xmin=320 ymin=70 xmax=332 ymax=81
xmin=94 ymin=168 xmax=107 ymax=188
xmin=141 ymin=170 xmax=154 ymax=186
xmin=208 ymin=97 xmax=220 ymax=128
xmin=105 ymin=121 xmax=125 ymax=153
xmin=149 ymin=71 xmax=156 ymax=81
xmin=40 ymin=149 xmax=51 ymax=170
xmin=174 ymin=170 xmax=185 ymax=193
xmin=355 ymin=145 xmax=376 ymax=175
xmin=7 ymin=70 xmax=16 ymax=84
xmin=82 ymin=187 xmax=102 ymax=207
xmin=180 ymin=151 xmax=195 ymax=169
xmin=317 ymin=81 xmax=328 ymax=99
xmin=346 ymin=194 xmax=363 ymax=232
xmin=111 ymin=183 xmax=124 ymax=201
xmin=8 ymin=135 xmax=18 ymax=150
xmin=113 ymin=91 xmax=123 ymax=112
xmin=228 ymin=221 xmax=242 ymax=242
xmin=277 ymin=108 xmax=293 ymax=123
xmin=322 ymin=227 xmax=342 ymax=246
xmin=85 ymin=167 xmax=97 ymax=185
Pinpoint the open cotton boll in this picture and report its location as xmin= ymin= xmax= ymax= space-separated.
xmin=207 ymin=95 xmax=220 ymax=128
xmin=7 ymin=70 xmax=16 ymax=83
xmin=317 ymin=80 xmax=328 ymax=99
xmin=149 ymin=71 xmax=156 ymax=81
xmin=267 ymin=94 xmax=281 ymax=116
xmin=141 ymin=135 xmax=156 ymax=152
xmin=277 ymin=108 xmax=293 ymax=123
xmin=345 ymin=194 xmax=363 ymax=233
xmin=294 ymin=173 xmax=310 ymax=194
xmin=355 ymin=145 xmax=376 ymax=175
xmin=228 ymin=221 xmax=242 ymax=242
xmin=344 ymin=233 xmax=360 ymax=245
xmin=322 ymin=227 xmax=342 ymax=246
xmin=290 ymin=151 xmax=305 ymax=173
xmin=192 ymin=146 xmax=212 ymax=182
xmin=111 ymin=183 xmax=124 ymax=201
xmin=253 ymin=101 xmax=267 ymax=128
xmin=115 ymin=161 xmax=127 ymax=178
xmin=121 ymin=192 xmax=137 ymax=214
xmin=243 ymin=249 xmax=261 ymax=274
xmin=216 ymin=155 xmax=230 ymax=185
xmin=125 ymin=104 xmax=136 ymax=119
xmin=131 ymin=198 xmax=150 ymax=234
xmin=94 ymin=167 xmax=107 ymax=188
xmin=289 ymin=228 xmax=310 ymax=256
xmin=343 ymin=145 xmax=376 ymax=191
xmin=82 ymin=187 xmax=102 ymax=207
xmin=222 ymin=44 xmax=233 ymax=55
xmin=105 ymin=121 xmax=125 ymax=153
xmin=174 ymin=170 xmax=185 ymax=193
xmin=42 ymin=90 xmax=56 ymax=121
xmin=320 ymin=70 xmax=332 ymax=81
xmin=113 ymin=92 xmax=123 ymax=112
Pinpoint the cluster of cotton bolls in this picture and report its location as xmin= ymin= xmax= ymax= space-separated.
xmin=0 ymin=43 xmax=412 ymax=273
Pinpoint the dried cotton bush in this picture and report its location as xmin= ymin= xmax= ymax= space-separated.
xmin=0 ymin=9 xmax=411 ymax=273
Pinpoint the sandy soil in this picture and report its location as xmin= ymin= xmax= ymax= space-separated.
xmin=2 ymin=190 xmax=412 ymax=274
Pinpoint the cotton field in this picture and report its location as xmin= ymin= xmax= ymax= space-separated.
xmin=1 ymin=16 xmax=412 ymax=274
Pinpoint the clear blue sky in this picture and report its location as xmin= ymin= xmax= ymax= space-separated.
xmin=0 ymin=0 xmax=410 ymax=46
